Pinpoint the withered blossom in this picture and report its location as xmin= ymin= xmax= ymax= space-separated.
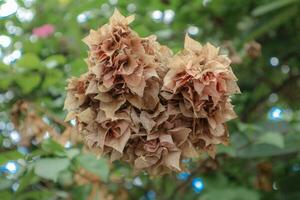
xmin=245 ymin=40 xmax=261 ymax=59
xmin=64 ymin=10 xmax=240 ymax=174
xmin=162 ymin=34 xmax=240 ymax=157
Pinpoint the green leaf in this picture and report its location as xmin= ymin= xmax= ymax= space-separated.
xmin=236 ymin=143 xmax=299 ymax=158
xmin=217 ymin=145 xmax=236 ymax=157
xmin=0 ymin=191 xmax=12 ymax=200
xmin=71 ymin=185 xmax=92 ymax=200
xmin=76 ymin=153 xmax=109 ymax=182
xmin=201 ymin=186 xmax=260 ymax=200
xmin=66 ymin=148 xmax=80 ymax=159
xmin=43 ymin=55 xmax=66 ymax=68
xmin=0 ymin=177 xmax=14 ymax=190
xmin=69 ymin=58 xmax=86 ymax=76
xmin=58 ymin=170 xmax=73 ymax=187
xmin=0 ymin=150 xmax=23 ymax=165
xmin=42 ymin=69 xmax=64 ymax=88
xmin=16 ymin=191 xmax=54 ymax=200
xmin=0 ymin=63 xmax=12 ymax=89
xmin=17 ymin=170 xmax=40 ymax=193
xmin=41 ymin=139 xmax=66 ymax=156
xmin=16 ymin=53 xmax=42 ymax=70
xmin=0 ymin=76 xmax=12 ymax=89
xmin=202 ymin=173 xmax=260 ymax=200
xmin=252 ymin=0 xmax=298 ymax=17
xmin=34 ymin=158 xmax=70 ymax=182
xmin=15 ymin=73 xmax=41 ymax=93
xmin=257 ymin=132 xmax=284 ymax=148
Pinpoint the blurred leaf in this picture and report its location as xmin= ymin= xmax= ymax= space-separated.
xmin=71 ymin=185 xmax=92 ymax=200
xmin=42 ymin=69 xmax=64 ymax=88
xmin=22 ymin=40 xmax=42 ymax=54
xmin=58 ymin=170 xmax=73 ymax=187
xmin=257 ymin=132 xmax=284 ymax=148
xmin=16 ymin=191 xmax=54 ymax=200
xmin=278 ymin=173 xmax=300 ymax=200
xmin=217 ymin=145 xmax=236 ymax=157
xmin=41 ymin=139 xmax=66 ymax=156
xmin=0 ymin=150 xmax=23 ymax=165
xmin=15 ymin=73 xmax=41 ymax=93
xmin=34 ymin=158 xmax=70 ymax=182
xmin=42 ymin=55 xmax=66 ymax=68
xmin=17 ymin=170 xmax=40 ymax=193
xmin=201 ymin=186 xmax=260 ymax=200
xmin=252 ymin=0 xmax=298 ymax=16
xmin=236 ymin=143 xmax=299 ymax=158
xmin=202 ymin=173 xmax=260 ymax=200
xmin=0 ymin=76 xmax=12 ymax=89
xmin=0 ymin=63 xmax=12 ymax=89
xmin=0 ymin=177 xmax=13 ymax=190
xmin=76 ymin=153 xmax=109 ymax=182
xmin=0 ymin=191 xmax=12 ymax=200
xmin=66 ymin=148 xmax=80 ymax=159
xmin=69 ymin=58 xmax=86 ymax=76
xmin=16 ymin=53 xmax=42 ymax=70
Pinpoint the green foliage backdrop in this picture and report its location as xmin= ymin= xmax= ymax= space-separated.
xmin=0 ymin=0 xmax=300 ymax=199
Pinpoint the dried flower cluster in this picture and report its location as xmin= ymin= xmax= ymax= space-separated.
xmin=64 ymin=9 xmax=240 ymax=174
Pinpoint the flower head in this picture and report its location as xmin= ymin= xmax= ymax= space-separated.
xmin=64 ymin=12 xmax=240 ymax=174
xmin=161 ymin=34 xmax=240 ymax=157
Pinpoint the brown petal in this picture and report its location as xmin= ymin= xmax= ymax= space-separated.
xmin=109 ymin=8 xmax=135 ymax=25
xmin=164 ymin=151 xmax=181 ymax=171
xmin=159 ymin=134 xmax=174 ymax=146
xmin=184 ymin=34 xmax=202 ymax=53
xmin=140 ymin=111 xmax=156 ymax=134
xmin=168 ymin=127 xmax=191 ymax=147
xmin=181 ymin=140 xmax=198 ymax=158
xmin=124 ymin=65 xmax=143 ymax=86
xmin=65 ymin=111 xmax=76 ymax=122
xmin=77 ymin=108 xmax=95 ymax=123
xmin=134 ymin=156 xmax=159 ymax=169
xmin=94 ymin=92 xmax=113 ymax=103
xmin=100 ymin=96 xmax=126 ymax=120
xmin=110 ymin=149 xmax=123 ymax=162
xmin=85 ymin=79 xmax=98 ymax=94
xmin=128 ymin=79 xmax=146 ymax=97
xmin=105 ymin=128 xmax=131 ymax=153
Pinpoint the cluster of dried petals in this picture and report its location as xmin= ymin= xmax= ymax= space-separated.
xmin=64 ymin=9 xmax=240 ymax=174
xmin=64 ymin=9 xmax=177 ymax=173
xmin=162 ymin=35 xmax=240 ymax=158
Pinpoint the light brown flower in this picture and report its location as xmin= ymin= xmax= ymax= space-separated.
xmin=161 ymin=34 xmax=240 ymax=157
xmin=64 ymin=10 xmax=240 ymax=174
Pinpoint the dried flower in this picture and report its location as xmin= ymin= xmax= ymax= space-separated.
xmin=64 ymin=9 xmax=175 ymax=173
xmin=64 ymin=10 xmax=240 ymax=174
xmin=161 ymin=34 xmax=240 ymax=158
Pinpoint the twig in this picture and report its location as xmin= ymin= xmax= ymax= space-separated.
xmin=31 ymin=103 xmax=70 ymax=127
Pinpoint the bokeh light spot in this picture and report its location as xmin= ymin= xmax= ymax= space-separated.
xmin=192 ymin=177 xmax=204 ymax=193
xmin=0 ymin=0 xmax=19 ymax=18
xmin=268 ymin=107 xmax=283 ymax=121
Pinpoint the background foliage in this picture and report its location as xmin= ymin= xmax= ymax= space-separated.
xmin=0 ymin=0 xmax=300 ymax=199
